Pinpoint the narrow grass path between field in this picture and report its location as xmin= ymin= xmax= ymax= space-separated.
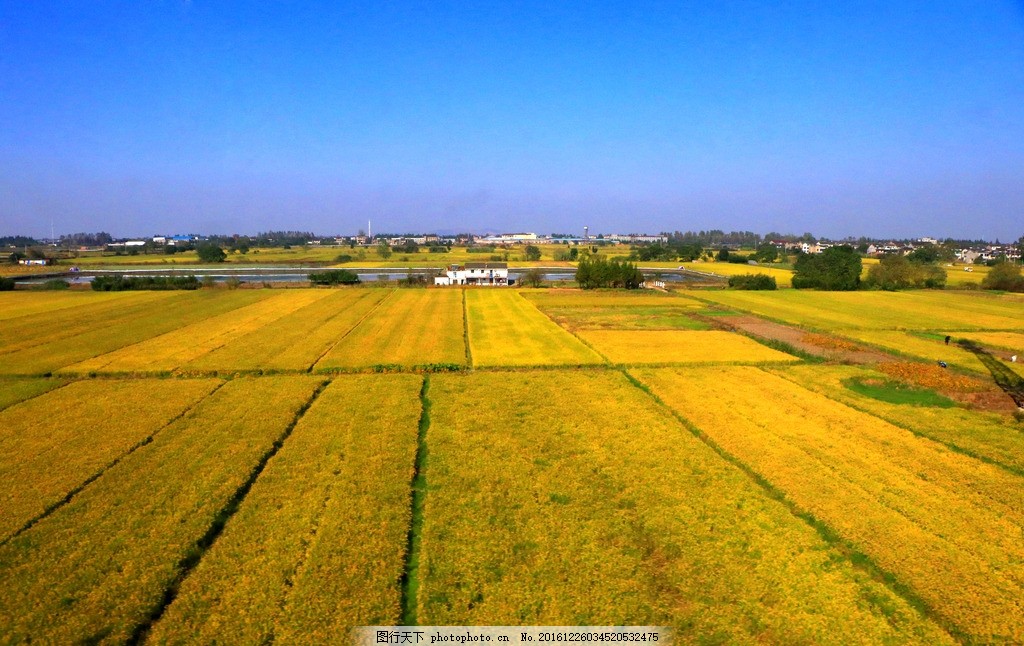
xmin=0 ymin=380 xmax=229 ymax=547
xmin=619 ymin=368 xmax=966 ymax=643
xmin=400 ymin=375 xmax=432 ymax=626
xmin=127 ymin=379 xmax=331 ymax=645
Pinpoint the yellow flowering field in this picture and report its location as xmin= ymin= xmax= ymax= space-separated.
xmin=0 ymin=376 xmax=323 ymax=644
xmin=68 ymin=290 xmax=328 ymax=374
xmin=698 ymin=289 xmax=1024 ymax=331
xmin=836 ymin=329 xmax=989 ymax=373
xmin=635 ymin=366 xmax=1024 ymax=642
xmin=577 ymin=330 xmax=799 ymax=364
xmin=185 ymin=289 xmax=391 ymax=372
xmin=0 ymin=377 xmax=66 ymax=411
xmin=419 ymin=370 xmax=952 ymax=642
xmin=150 ymin=374 xmax=422 ymax=642
xmin=316 ymin=289 xmax=466 ymax=370
xmin=0 ymin=290 xmax=270 ymax=375
xmin=465 ymin=290 xmax=604 ymax=366
xmin=769 ymin=364 xmax=1024 ymax=474
xmin=0 ymin=377 xmax=221 ymax=541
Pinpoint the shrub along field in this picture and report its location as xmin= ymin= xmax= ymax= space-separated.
xmin=0 ymin=287 xmax=1021 ymax=643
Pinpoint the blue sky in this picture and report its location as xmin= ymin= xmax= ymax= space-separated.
xmin=2 ymin=1 xmax=1023 ymax=240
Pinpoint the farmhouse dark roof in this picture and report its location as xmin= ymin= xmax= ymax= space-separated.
xmin=464 ymin=262 xmax=508 ymax=269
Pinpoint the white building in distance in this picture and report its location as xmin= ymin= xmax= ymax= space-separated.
xmin=434 ymin=262 xmax=509 ymax=286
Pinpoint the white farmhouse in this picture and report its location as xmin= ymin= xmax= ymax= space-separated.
xmin=434 ymin=262 xmax=509 ymax=286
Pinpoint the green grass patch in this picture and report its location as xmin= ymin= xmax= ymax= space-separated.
xmin=842 ymin=377 xmax=956 ymax=408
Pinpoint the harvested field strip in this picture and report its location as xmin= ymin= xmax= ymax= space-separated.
xmin=0 ymin=377 xmax=67 ymax=412
xmin=0 ymin=291 xmax=187 ymax=355
xmin=0 ymin=291 xmax=155 ymax=323
xmin=577 ymin=329 xmax=799 ymax=364
xmin=522 ymin=290 xmax=702 ymax=308
xmin=837 ymin=329 xmax=989 ymax=373
xmin=635 ymin=366 xmax=1024 ymax=642
xmin=0 ymin=291 xmax=270 ymax=375
xmin=0 ymin=378 xmax=222 ymax=541
xmin=186 ymin=289 xmax=391 ymax=372
xmin=0 ymin=376 xmax=322 ymax=644
xmin=697 ymin=290 xmax=1024 ymax=331
xmin=69 ymin=290 xmax=327 ymax=374
xmin=540 ymin=306 xmax=709 ymax=331
xmin=149 ymin=374 xmax=422 ymax=642
xmin=316 ymin=289 xmax=465 ymax=370
xmin=419 ymin=371 xmax=952 ymax=643
xmin=770 ymin=364 xmax=1024 ymax=475
xmin=465 ymin=290 xmax=604 ymax=366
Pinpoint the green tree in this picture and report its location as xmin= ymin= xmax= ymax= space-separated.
xmin=520 ymin=267 xmax=544 ymax=288
xmin=981 ymin=261 xmax=1024 ymax=292
xmin=376 ymin=240 xmax=393 ymax=259
xmin=865 ymin=254 xmax=946 ymax=290
xmin=907 ymin=246 xmax=939 ymax=264
xmin=575 ymin=256 xmax=644 ymax=289
xmin=728 ymin=274 xmax=777 ymax=290
xmin=753 ymin=244 xmax=778 ymax=263
xmin=524 ymin=245 xmax=542 ymax=261
xmin=196 ymin=243 xmax=227 ymax=263
xmin=792 ymin=246 xmax=861 ymax=290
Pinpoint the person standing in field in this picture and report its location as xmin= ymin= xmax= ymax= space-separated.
xmin=945 ymin=335 xmax=951 ymax=345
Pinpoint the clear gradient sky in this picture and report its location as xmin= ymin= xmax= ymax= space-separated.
xmin=2 ymin=2 xmax=1023 ymax=240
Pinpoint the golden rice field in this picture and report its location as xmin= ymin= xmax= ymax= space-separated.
xmin=522 ymin=288 xmax=701 ymax=308
xmin=634 ymin=366 xmax=1024 ymax=641
xmin=315 ymin=289 xmax=465 ymax=370
xmin=0 ymin=377 xmax=65 ymax=411
xmin=698 ymin=289 xmax=1024 ymax=331
xmin=422 ymin=370 xmax=949 ymax=642
xmin=0 ymin=286 xmax=1022 ymax=643
xmin=577 ymin=329 xmax=799 ymax=364
xmin=953 ymin=331 xmax=1024 ymax=354
xmin=186 ymin=289 xmax=391 ymax=373
xmin=0 ymin=376 xmax=323 ymax=643
xmin=148 ymin=374 xmax=422 ymax=641
xmin=680 ymin=261 xmax=795 ymax=287
xmin=0 ymin=378 xmax=221 ymax=541
xmin=835 ymin=329 xmax=992 ymax=373
xmin=769 ymin=364 xmax=1024 ymax=475
xmin=465 ymin=290 xmax=604 ymax=367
